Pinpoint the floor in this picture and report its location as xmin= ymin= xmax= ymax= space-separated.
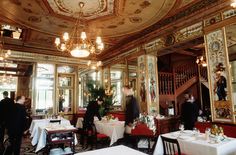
xmin=19 ymin=134 xmax=154 ymax=155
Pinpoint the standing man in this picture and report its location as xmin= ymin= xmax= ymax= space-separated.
xmin=0 ymin=91 xmax=14 ymax=153
xmin=5 ymin=95 xmax=27 ymax=155
xmin=81 ymin=97 xmax=103 ymax=147
xmin=181 ymin=92 xmax=198 ymax=130
xmin=123 ymin=85 xmax=140 ymax=134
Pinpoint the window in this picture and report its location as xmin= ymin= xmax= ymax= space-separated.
xmin=35 ymin=64 xmax=54 ymax=111
xmin=111 ymin=70 xmax=123 ymax=106
xmin=0 ymin=77 xmax=17 ymax=100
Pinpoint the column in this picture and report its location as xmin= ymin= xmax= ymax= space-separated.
xmin=204 ymin=28 xmax=234 ymax=123
xmin=138 ymin=55 xmax=159 ymax=114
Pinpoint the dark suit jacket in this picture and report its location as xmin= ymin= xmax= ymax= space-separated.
xmin=181 ymin=101 xmax=198 ymax=129
xmin=83 ymin=101 xmax=101 ymax=128
xmin=0 ymin=97 xmax=15 ymax=125
xmin=125 ymin=95 xmax=140 ymax=125
xmin=7 ymin=103 xmax=27 ymax=135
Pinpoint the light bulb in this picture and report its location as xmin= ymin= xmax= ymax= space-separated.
xmin=97 ymin=61 xmax=102 ymax=67
xmin=231 ymin=0 xmax=236 ymax=8
xmin=91 ymin=65 xmax=97 ymax=70
xmin=200 ymin=56 xmax=204 ymax=61
xmin=7 ymin=50 xmax=11 ymax=55
xmin=60 ymin=43 xmax=66 ymax=51
xmin=98 ymin=43 xmax=104 ymax=50
xmin=202 ymin=62 xmax=207 ymax=67
xmin=55 ymin=37 xmax=60 ymax=46
xmin=196 ymin=59 xmax=199 ymax=64
xmin=81 ymin=32 xmax=87 ymax=40
xmin=63 ymin=32 xmax=69 ymax=41
xmin=96 ymin=36 xmax=102 ymax=44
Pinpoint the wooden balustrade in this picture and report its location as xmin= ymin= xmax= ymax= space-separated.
xmin=158 ymin=72 xmax=174 ymax=95
xmin=174 ymin=63 xmax=198 ymax=89
xmin=159 ymin=63 xmax=198 ymax=95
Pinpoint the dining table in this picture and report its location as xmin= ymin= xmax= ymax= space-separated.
xmin=29 ymin=118 xmax=76 ymax=152
xmin=75 ymin=145 xmax=148 ymax=155
xmin=153 ymin=130 xmax=236 ymax=155
xmin=94 ymin=119 xmax=125 ymax=146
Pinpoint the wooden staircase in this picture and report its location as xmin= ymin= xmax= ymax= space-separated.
xmin=159 ymin=62 xmax=199 ymax=114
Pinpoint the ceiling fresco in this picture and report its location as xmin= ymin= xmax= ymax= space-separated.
xmin=46 ymin=0 xmax=115 ymax=20
xmin=0 ymin=0 xmax=201 ymax=58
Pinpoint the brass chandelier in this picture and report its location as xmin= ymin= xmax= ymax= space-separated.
xmin=55 ymin=2 xmax=104 ymax=58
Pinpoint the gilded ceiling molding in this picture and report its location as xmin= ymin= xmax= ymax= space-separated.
xmin=8 ymin=50 xmax=89 ymax=66
xmin=104 ymin=0 xmax=220 ymax=56
xmin=175 ymin=22 xmax=203 ymax=43
xmin=204 ymin=8 xmax=236 ymax=28
xmin=103 ymin=20 xmax=204 ymax=66
xmin=103 ymin=47 xmax=140 ymax=66
xmin=223 ymin=9 xmax=236 ymax=19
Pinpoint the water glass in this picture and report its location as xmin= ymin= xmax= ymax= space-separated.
xmin=179 ymin=124 xmax=184 ymax=133
xmin=193 ymin=128 xmax=200 ymax=137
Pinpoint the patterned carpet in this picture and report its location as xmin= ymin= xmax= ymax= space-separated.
xmin=20 ymin=133 xmax=103 ymax=155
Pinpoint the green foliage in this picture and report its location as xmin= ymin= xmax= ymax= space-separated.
xmin=86 ymin=80 xmax=116 ymax=116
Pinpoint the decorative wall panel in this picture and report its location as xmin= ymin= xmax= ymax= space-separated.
xmin=205 ymin=29 xmax=233 ymax=123
xmin=138 ymin=55 xmax=159 ymax=114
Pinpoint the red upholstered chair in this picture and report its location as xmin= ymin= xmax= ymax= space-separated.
xmin=131 ymin=123 xmax=154 ymax=136
xmin=131 ymin=123 xmax=155 ymax=152
xmin=90 ymin=124 xmax=110 ymax=148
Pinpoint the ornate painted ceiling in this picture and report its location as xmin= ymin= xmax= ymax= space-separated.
xmin=0 ymin=0 xmax=206 ymax=58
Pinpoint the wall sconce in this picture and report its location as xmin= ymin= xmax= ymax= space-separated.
xmin=196 ymin=55 xmax=207 ymax=67
xmin=87 ymin=60 xmax=102 ymax=70
xmin=231 ymin=0 xmax=236 ymax=8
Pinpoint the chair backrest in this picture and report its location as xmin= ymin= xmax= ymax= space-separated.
xmin=161 ymin=136 xmax=181 ymax=155
xmin=49 ymin=119 xmax=61 ymax=124
xmin=90 ymin=124 xmax=97 ymax=136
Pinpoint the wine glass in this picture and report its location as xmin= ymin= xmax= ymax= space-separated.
xmin=179 ymin=124 xmax=184 ymax=133
xmin=193 ymin=127 xmax=200 ymax=137
xmin=205 ymin=128 xmax=211 ymax=140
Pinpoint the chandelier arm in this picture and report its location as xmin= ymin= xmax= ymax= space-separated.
xmin=54 ymin=1 xmax=104 ymax=57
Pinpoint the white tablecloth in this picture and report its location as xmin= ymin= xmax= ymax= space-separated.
xmin=153 ymin=130 xmax=236 ymax=155
xmin=35 ymin=125 xmax=78 ymax=152
xmin=29 ymin=119 xmax=72 ymax=151
xmin=75 ymin=145 xmax=147 ymax=155
xmin=94 ymin=120 xmax=125 ymax=146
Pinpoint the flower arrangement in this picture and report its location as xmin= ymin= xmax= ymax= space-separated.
xmin=210 ymin=124 xmax=224 ymax=136
xmin=138 ymin=113 xmax=156 ymax=132
xmin=105 ymin=114 xmax=114 ymax=121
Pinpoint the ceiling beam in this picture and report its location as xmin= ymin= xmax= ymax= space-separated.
xmin=0 ymin=67 xmax=26 ymax=72
xmin=0 ymin=73 xmax=27 ymax=77
xmin=174 ymin=50 xmax=198 ymax=56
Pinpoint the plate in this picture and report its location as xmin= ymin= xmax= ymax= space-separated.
xmin=178 ymin=135 xmax=196 ymax=141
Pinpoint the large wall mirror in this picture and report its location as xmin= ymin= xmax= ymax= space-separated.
xmin=110 ymin=64 xmax=124 ymax=107
xmin=226 ymin=23 xmax=236 ymax=120
xmin=57 ymin=65 xmax=76 ymax=114
xmin=128 ymin=58 xmax=138 ymax=97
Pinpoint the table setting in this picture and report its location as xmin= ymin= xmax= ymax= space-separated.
xmin=94 ymin=115 xmax=125 ymax=145
xmin=29 ymin=118 xmax=77 ymax=152
xmin=153 ymin=124 xmax=236 ymax=155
